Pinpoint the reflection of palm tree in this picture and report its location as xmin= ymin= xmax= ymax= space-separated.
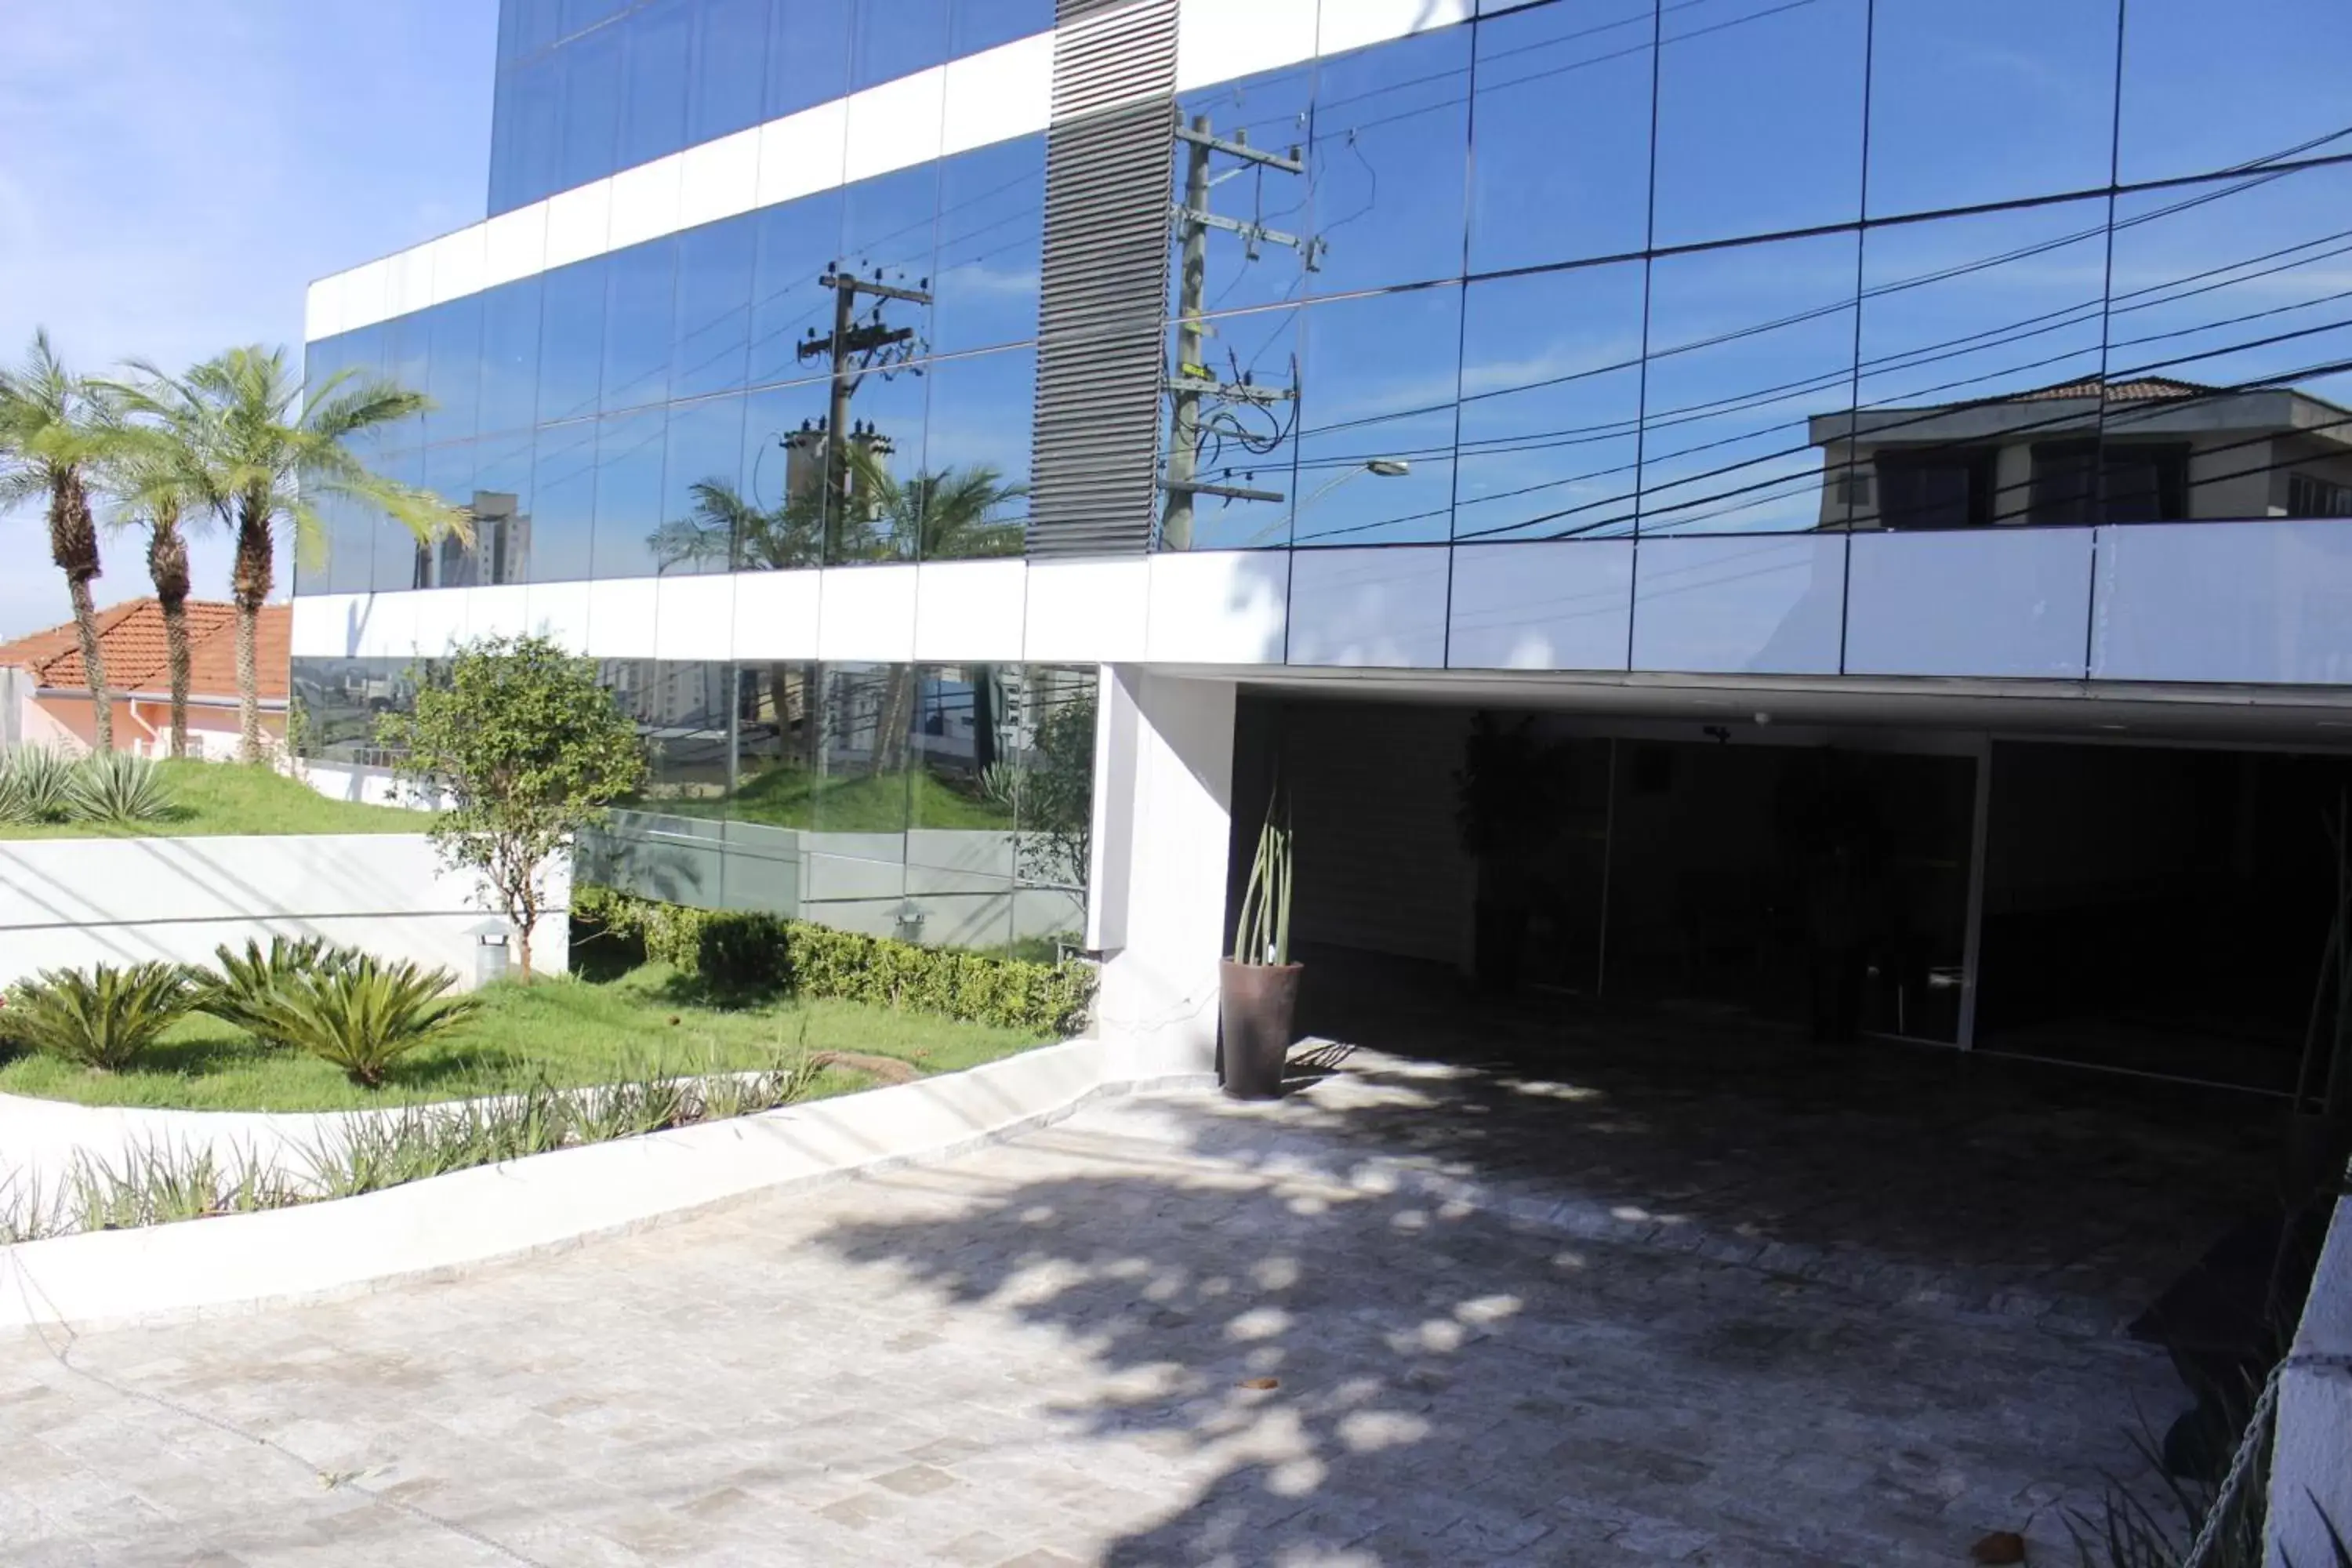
xmin=649 ymin=449 xmax=1029 ymax=773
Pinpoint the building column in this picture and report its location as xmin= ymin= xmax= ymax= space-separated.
xmin=1087 ymin=666 xmax=1236 ymax=1082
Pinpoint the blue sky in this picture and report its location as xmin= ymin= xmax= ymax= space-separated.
xmin=0 ymin=0 xmax=495 ymax=641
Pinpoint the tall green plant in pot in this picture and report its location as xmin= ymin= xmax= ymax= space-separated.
xmin=1220 ymin=790 xmax=1298 ymax=1100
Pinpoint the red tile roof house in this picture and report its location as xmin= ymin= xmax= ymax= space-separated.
xmin=0 ymin=600 xmax=290 ymax=760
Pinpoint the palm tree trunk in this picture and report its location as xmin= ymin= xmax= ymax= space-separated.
xmin=49 ymin=470 xmax=110 ymax=753
xmin=147 ymin=518 xmax=192 ymax=760
xmin=230 ymin=498 xmax=274 ymax=765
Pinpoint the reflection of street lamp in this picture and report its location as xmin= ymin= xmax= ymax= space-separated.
xmin=1247 ymin=458 xmax=1411 ymax=546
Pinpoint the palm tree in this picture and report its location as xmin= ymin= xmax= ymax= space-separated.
xmin=91 ymin=398 xmax=210 ymax=758
xmin=118 ymin=347 xmax=466 ymax=764
xmin=0 ymin=332 xmax=115 ymax=752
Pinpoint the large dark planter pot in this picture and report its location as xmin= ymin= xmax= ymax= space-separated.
xmin=1219 ymin=960 xmax=1302 ymax=1100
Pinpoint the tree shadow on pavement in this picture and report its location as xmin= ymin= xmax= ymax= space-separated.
xmin=808 ymin=1098 xmax=2185 ymax=1566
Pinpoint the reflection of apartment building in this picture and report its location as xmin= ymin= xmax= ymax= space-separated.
xmin=1809 ymin=377 xmax=2352 ymax=531
xmin=290 ymin=0 xmax=2352 ymax=1100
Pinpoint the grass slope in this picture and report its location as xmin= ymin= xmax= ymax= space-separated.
xmin=0 ymin=760 xmax=423 ymax=841
xmin=0 ymin=963 xmax=1047 ymax=1112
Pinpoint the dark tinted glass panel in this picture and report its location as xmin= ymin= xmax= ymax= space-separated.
xmin=477 ymin=277 xmax=545 ymax=436
xmin=851 ymin=0 xmax=948 ymax=89
xmin=918 ymin=347 xmax=1034 ymax=560
xmin=1850 ymin=201 xmax=2109 ymax=528
xmin=1651 ymin=0 xmax=1866 ymax=249
xmin=557 ymin=22 xmax=626 ymax=191
xmin=1160 ymin=305 xmax=1300 ymax=550
xmin=1171 ymin=64 xmax=1316 ymax=318
xmin=619 ymin=0 xmax=693 ymax=169
xmin=538 ymin=256 xmax=610 ymax=424
xmin=689 ymin=0 xmax=771 ymax=145
xmin=1639 ymin=230 xmax=1861 ymax=535
xmin=673 ymin=216 xmax=758 ymax=398
xmin=530 ymin=419 xmax=601 ymax=580
xmin=317 ymin=488 xmax=376 ymax=596
xmin=1292 ymin=285 xmax=1461 ymax=547
xmin=951 ymin=0 xmax=1050 ymax=54
xmin=385 ymin=311 xmax=431 ymax=452
xmin=1866 ymin=0 xmax=2117 ymax=219
xmin=2117 ymin=0 xmax=2352 ymax=187
xmin=932 ymin=134 xmax=1044 ymax=354
xmin=735 ymin=380 xmax=832 ymax=568
xmin=766 ymin=0 xmax=853 ymax=118
xmin=471 ymin=429 xmax=537 ymax=586
xmin=591 ymin=407 xmax=672 ymax=575
xmin=1456 ymin=260 xmax=1646 ymax=542
xmin=601 ymin=238 xmax=680 ymax=412
xmin=1306 ymin=28 xmax=1470 ymax=296
xmin=2103 ymin=162 xmax=2352 ymax=523
xmin=1467 ymin=0 xmax=1654 ymax=274
xmin=748 ymin=191 xmax=848 ymax=388
xmin=652 ymin=394 xmax=750 ymax=574
xmin=495 ymin=54 xmax=566 ymax=212
xmin=425 ymin=294 xmax=484 ymax=445
xmin=835 ymin=368 xmax=927 ymax=562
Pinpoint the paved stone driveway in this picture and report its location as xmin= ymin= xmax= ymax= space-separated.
xmin=0 ymin=1088 xmax=2188 ymax=1566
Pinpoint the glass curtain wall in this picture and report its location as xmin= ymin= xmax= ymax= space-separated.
xmin=294 ymin=655 xmax=1097 ymax=959
xmin=299 ymin=124 xmax=1045 ymax=594
xmin=488 ymin=0 xmax=1054 ymax=215
xmin=1153 ymin=0 xmax=2352 ymax=551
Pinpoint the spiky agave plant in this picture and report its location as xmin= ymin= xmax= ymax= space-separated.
xmin=67 ymin=750 xmax=174 ymax=823
xmin=254 ymin=955 xmax=481 ymax=1087
xmin=4 ymin=962 xmax=197 ymax=1071
xmin=2 ymin=746 xmax=79 ymax=822
xmin=194 ymin=935 xmax=361 ymax=1049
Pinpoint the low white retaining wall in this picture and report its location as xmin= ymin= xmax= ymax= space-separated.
xmin=2267 ymin=1192 xmax=2352 ymax=1566
xmin=0 ymin=833 xmax=567 ymax=989
xmin=0 ymin=1041 xmax=1203 ymax=1334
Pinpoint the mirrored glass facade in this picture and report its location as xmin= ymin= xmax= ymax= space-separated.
xmin=311 ymin=0 xmax=2352 ymax=592
xmin=1150 ymin=0 xmax=2352 ymax=550
xmin=294 ymin=655 xmax=1096 ymax=959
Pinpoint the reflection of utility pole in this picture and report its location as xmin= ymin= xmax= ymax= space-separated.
xmin=1159 ymin=114 xmax=1316 ymax=551
xmin=799 ymin=264 xmax=930 ymax=557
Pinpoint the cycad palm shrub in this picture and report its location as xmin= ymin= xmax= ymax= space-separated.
xmin=252 ymin=955 xmax=481 ymax=1086
xmin=194 ymin=935 xmax=361 ymax=1049
xmin=2 ymin=962 xmax=196 ymax=1071
xmin=67 ymin=750 xmax=174 ymax=823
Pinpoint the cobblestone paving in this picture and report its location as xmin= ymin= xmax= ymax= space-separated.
xmin=0 ymin=1082 xmax=2200 ymax=1566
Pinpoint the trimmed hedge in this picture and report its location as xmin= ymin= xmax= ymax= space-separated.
xmin=570 ymin=884 xmax=1094 ymax=1036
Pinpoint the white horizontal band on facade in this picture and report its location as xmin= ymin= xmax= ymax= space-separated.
xmin=288 ymin=521 xmax=2352 ymax=690
xmin=303 ymin=0 xmax=1497 ymax=344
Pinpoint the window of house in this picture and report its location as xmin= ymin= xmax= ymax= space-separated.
xmin=2288 ymin=472 xmax=2352 ymax=517
xmin=2027 ymin=440 xmax=2188 ymax=524
xmin=1874 ymin=449 xmax=1994 ymax=529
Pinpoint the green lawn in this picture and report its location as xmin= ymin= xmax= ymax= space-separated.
xmin=636 ymin=765 xmax=1015 ymax=833
xmin=0 ymin=962 xmax=1048 ymax=1112
xmin=0 ymin=760 xmax=425 ymax=841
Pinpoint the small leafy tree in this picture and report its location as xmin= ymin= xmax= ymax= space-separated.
xmin=378 ymin=634 xmax=647 ymax=979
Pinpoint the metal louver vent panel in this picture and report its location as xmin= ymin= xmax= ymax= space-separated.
xmin=1026 ymin=0 xmax=1178 ymax=560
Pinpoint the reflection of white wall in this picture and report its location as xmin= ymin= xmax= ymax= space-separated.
xmin=1448 ymin=539 xmax=1633 ymax=671
xmin=0 ymin=835 xmax=568 ymax=990
xmin=1845 ymin=527 xmax=2092 ymax=679
xmin=1287 ymin=547 xmax=1449 ymax=668
xmin=2094 ymin=519 xmax=2352 ymax=684
xmin=1632 ymin=534 xmax=1847 ymax=675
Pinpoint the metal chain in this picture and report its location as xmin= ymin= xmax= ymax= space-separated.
xmin=2182 ymin=1362 xmax=2285 ymax=1568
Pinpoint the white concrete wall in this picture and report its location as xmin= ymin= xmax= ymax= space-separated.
xmin=0 ymin=834 xmax=569 ymax=989
xmin=1091 ymin=670 xmax=1236 ymax=1081
xmin=2267 ymin=1194 xmax=2352 ymax=1566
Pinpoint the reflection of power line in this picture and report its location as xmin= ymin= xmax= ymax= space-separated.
xmin=1161 ymin=114 xmax=1316 ymax=549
